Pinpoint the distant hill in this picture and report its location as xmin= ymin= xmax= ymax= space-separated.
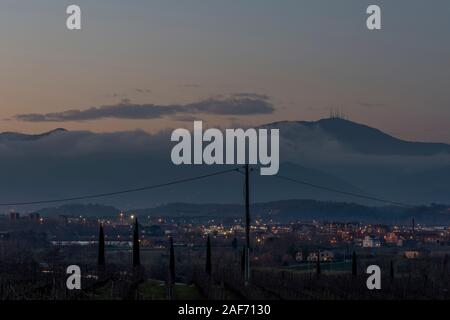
xmin=31 ymin=201 xmax=450 ymax=225
xmin=264 ymin=118 xmax=450 ymax=156
xmin=137 ymin=200 xmax=450 ymax=225
xmin=35 ymin=203 xmax=119 ymax=217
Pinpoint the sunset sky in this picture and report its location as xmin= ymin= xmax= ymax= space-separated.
xmin=1 ymin=0 xmax=449 ymax=142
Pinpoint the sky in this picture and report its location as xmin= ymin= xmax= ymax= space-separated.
xmin=1 ymin=0 xmax=449 ymax=142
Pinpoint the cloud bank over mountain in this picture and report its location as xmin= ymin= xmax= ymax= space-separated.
xmin=0 ymin=118 xmax=449 ymax=212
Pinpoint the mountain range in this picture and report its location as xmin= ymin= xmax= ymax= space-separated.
xmin=0 ymin=117 xmax=449 ymax=213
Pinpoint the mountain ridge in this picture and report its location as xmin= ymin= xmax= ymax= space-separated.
xmin=2 ymin=117 xmax=450 ymax=155
xmin=2 ymin=117 xmax=450 ymax=152
xmin=264 ymin=118 xmax=450 ymax=155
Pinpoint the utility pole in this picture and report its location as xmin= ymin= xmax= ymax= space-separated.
xmin=244 ymin=164 xmax=251 ymax=285
xmin=133 ymin=218 xmax=140 ymax=267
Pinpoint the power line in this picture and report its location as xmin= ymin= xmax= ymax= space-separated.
xmin=1 ymin=164 xmax=413 ymax=208
xmin=272 ymin=174 xmax=413 ymax=208
xmin=0 ymin=168 xmax=239 ymax=207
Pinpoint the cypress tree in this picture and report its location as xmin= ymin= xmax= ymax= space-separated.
xmin=133 ymin=218 xmax=140 ymax=267
xmin=231 ymin=237 xmax=238 ymax=250
xmin=352 ymin=251 xmax=357 ymax=277
xmin=444 ymin=254 xmax=448 ymax=270
xmin=169 ymin=237 xmax=175 ymax=285
xmin=98 ymin=224 xmax=105 ymax=266
xmin=205 ymin=235 xmax=212 ymax=275
xmin=316 ymin=251 xmax=321 ymax=276
xmin=241 ymin=246 xmax=246 ymax=274
xmin=390 ymin=260 xmax=394 ymax=281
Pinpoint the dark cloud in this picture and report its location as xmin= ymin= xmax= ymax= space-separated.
xmin=15 ymin=95 xmax=274 ymax=122
xmin=15 ymin=99 xmax=177 ymax=122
